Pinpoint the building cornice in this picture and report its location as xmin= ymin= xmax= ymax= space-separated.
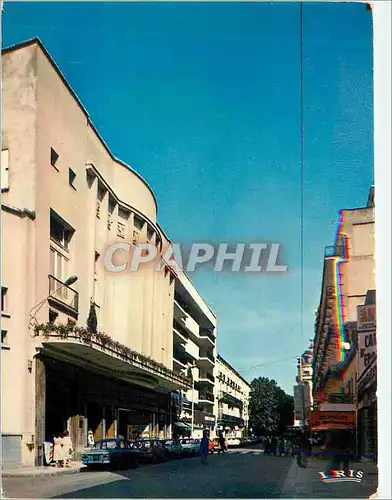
xmin=217 ymin=354 xmax=251 ymax=387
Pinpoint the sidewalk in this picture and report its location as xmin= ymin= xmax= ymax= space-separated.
xmin=280 ymin=457 xmax=378 ymax=498
xmin=2 ymin=461 xmax=85 ymax=478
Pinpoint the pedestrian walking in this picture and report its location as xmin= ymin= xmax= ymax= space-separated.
xmin=218 ymin=432 xmax=226 ymax=454
xmin=200 ymin=430 xmax=209 ymax=464
xmin=87 ymin=429 xmax=95 ymax=448
xmin=53 ymin=433 xmax=64 ymax=468
xmin=62 ymin=430 xmax=73 ymax=467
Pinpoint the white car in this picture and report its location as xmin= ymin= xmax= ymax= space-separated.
xmin=227 ymin=438 xmax=241 ymax=447
xmin=180 ymin=438 xmax=200 ymax=455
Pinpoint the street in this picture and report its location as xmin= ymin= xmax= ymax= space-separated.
xmin=2 ymin=446 xmax=377 ymax=499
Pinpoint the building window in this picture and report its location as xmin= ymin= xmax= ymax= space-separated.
xmin=50 ymin=247 xmax=69 ymax=283
xmin=96 ymin=200 xmax=101 ymax=219
xmin=134 ymin=214 xmax=144 ymax=231
xmin=117 ymin=222 xmax=126 ymax=238
xmin=1 ymin=149 xmax=9 ymax=190
xmin=49 ymin=309 xmax=58 ymax=325
xmin=147 ymin=226 xmax=155 ymax=242
xmin=51 ymin=148 xmax=59 ymax=170
xmin=94 ymin=252 xmax=100 ymax=303
xmin=69 ymin=168 xmax=76 ymax=188
xmin=50 ymin=210 xmax=74 ymax=250
xmin=133 ymin=229 xmax=140 ymax=245
xmin=1 ymin=287 xmax=7 ymax=312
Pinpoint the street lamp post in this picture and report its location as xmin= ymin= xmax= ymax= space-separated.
xmin=189 ymin=364 xmax=197 ymax=438
xmin=29 ymin=275 xmax=78 ymax=328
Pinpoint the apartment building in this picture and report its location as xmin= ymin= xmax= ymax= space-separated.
xmin=1 ymin=39 xmax=193 ymax=468
xmin=216 ymin=355 xmax=250 ymax=438
xmin=171 ymin=272 xmax=217 ymax=438
xmin=313 ymin=187 xmax=375 ymax=405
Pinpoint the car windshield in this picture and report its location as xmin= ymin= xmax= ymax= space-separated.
xmin=104 ymin=440 xmax=117 ymax=449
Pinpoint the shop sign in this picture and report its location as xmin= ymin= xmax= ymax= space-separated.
xmin=310 ymin=410 xmax=356 ymax=430
xmin=358 ymin=329 xmax=377 ymax=380
xmin=357 ymin=304 xmax=376 ymax=331
xmin=328 ymin=393 xmax=354 ymax=404
xmin=358 ymin=359 xmax=377 ymax=397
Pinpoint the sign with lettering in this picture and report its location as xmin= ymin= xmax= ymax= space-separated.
xmin=358 ymin=329 xmax=377 ymax=380
xmin=357 ymin=304 xmax=376 ymax=331
xmin=358 ymin=358 xmax=377 ymax=397
xmin=310 ymin=411 xmax=356 ymax=430
xmin=328 ymin=393 xmax=354 ymax=404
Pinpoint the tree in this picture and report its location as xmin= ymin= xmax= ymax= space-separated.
xmin=87 ymin=301 xmax=98 ymax=333
xmin=249 ymin=377 xmax=294 ymax=436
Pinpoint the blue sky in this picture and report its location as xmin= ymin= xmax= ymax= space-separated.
xmin=2 ymin=2 xmax=373 ymax=394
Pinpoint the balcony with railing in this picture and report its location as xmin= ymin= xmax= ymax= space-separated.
xmin=324 ymin=245 xmax=347 ymax=259
xmin=199 ymin=328 xmax=215 ymax=345
xmin=218 ymin=413 xmax=244 ymax=427
xmin=219 ymin=392 xmax=243 ymax=409
xmin=199 ymin=350 xmax=215 ymax=366
xmin=173 ymin=319 xmax=189 ymax=342
xmin=198 ymin=392 xmax=215 ymax=403
xmin=198 ymin=373 xmax=215 ymax=388
xmin=48 ymin=275 xmax=79 ymax=317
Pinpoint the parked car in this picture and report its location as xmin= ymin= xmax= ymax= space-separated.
xmin=162 ymin=439 xmax=184 ymax=457
xmin=227 ymin=438 xmax=241 ymax=447
xmin=212 ymin=438 xmax=228 ymax=453
xmin=82 ymin=438 xmax=140 ymax=469
xmin=180 ymin=438 xmax=200 ymax=455
xmin=133 ymin=439 xmax=169 ymax=463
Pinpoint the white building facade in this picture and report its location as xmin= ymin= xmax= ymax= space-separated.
xmin=171 ymin=272 xmax=217 ymax=438
xmin=215 ymin=355 xmax=250 ymax=438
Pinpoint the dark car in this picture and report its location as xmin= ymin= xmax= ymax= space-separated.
xmin=82 ymin=438 xmax=140 ymax=469
xmin=134 ymin=439 xmax=170 ymax=463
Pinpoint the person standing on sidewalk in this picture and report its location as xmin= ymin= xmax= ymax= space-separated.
xmin=218 ymin=432 xmax=226 ymax=454
xmin=200 ymin=430 xmax=209 ymax=464
xmin=62 ymin=430 xmax=73 ymax=468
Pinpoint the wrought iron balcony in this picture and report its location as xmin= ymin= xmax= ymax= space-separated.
xmin=48 ymin=275 xmax=79 ymax=315
xmin=219 ymin=392 xmax=243 ymax=408
xmin=218 ymin=413 xmax=244 ymax=427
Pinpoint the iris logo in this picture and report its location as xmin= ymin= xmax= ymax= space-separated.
xmin=318 ymin=469 xmax=364 ymax=483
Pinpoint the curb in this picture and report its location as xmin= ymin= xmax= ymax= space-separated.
xmin=2 ymin=466 xmax=83 ymax=478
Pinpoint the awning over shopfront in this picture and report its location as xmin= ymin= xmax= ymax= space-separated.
xmin=175 ymin=422 xmax=191 ymax=431
xmin=34 ymin=328 xmax=192 ymax=392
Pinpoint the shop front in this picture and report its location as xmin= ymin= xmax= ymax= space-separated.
xmin=356 ymin=298 xmax=377 ymax=462
xmin=33 ymin=331 xmax=190 ymax=466
xmin=357 ymin=362 xmax=377 ymax=461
